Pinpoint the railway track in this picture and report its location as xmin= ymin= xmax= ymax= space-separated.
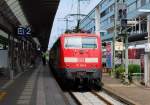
xmin=69 ymin=91 xmax=125 ymax=105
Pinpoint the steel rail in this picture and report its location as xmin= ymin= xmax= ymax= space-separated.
xmin=69 ymin=91 xmax=114 ymax=105
xmin=91 ymin=91 xmax=114 ymax=105
xmin=68 ymin=91 xmax=82 ymax=105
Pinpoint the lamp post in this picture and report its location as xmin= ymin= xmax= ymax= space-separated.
xmin=146 ymin=14 xmax=150 ymax=87
xmin=138 ymin=9 xmax=150 ymax=87
xmin=95 ymin=5 xmax=100 ymax=34
xmin=77 ymin=0 xmax=90 ymax=29
xmin=113 ymin=0 xmax=117 ymax=71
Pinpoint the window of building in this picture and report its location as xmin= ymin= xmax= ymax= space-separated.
xmin=105 ymin=8 xmax=109 ymax=14
xmin=124 ymin=0 xmax=127 ymax=3
xmin=109 ymin=4 xmax=114 ymax=12
xmin=101 ymin=8 xmax=109 ymax=18
xmin=101 ymin=11 xmax=106 ymax=17
xmin=137 ymin=0 xmax=141 ymax=8
xmin=117 ymin=0 xmax=125 ymax=2
xmin=141 ymin=0 xmax=146 ymax=6
xmin=108 ymin=29 xmax=114 ymax=34
xmin=110 ymin=15 xmax=115 ymax=23
xmin=101 ymin=19 xmax=109 ymax=26
xmin=128 ymin=2 xmax=136 ymax=12
xmin=101 ymin=0 xmax=112 ymax=9
xmin=101 ymin=1 xmax=106 ymax=9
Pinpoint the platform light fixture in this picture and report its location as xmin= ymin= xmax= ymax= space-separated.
xmin=5 ymin=0 xmax=29 ymax=26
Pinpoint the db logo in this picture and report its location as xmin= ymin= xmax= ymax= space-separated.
xmin=78 ymin=58 xmax=85 ymax=62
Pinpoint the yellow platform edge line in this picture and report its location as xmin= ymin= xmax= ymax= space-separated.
xmin=0 ymin=92 xmax=7 ymax=101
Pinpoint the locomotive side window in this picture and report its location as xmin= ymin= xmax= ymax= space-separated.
xmin=64 ymin=36 xmax=97 ymax=49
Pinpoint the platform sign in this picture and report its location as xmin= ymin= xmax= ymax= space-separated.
xmin=145 ymin=43 xmax=150 ymax=52
xmin=115 ymin=41 xmax=123 ymax=51
xmin=106 ymin=42 xmax=112 ymax=68
xmin=17 ymin=27 xmax=31 ymax=37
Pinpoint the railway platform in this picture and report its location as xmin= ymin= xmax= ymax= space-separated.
xmin=102 ymin=73 xmax=150 ymax=105
xmin=0 ymin=64 xmax=71 ymax=105
xmin=1 ymin=64 xmax=150 ymax=105
xmin=0 ymin=70 xmax=9 ymax=89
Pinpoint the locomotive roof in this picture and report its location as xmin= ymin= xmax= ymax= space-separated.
xmin=61 ymin=33 xmax=98 ymax=37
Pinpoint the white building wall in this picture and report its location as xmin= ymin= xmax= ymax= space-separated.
xmin=0 ymin=50 xmax=8 ymax=68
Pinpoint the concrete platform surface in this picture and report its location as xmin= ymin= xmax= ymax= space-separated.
xmin=0 ymin=64 xmax=69 ymax=105
xmin=102 ymin=73 xmax=150 ymax=105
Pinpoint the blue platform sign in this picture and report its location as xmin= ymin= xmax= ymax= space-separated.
xmin=17 ymin=27 xmax=31 ymax=36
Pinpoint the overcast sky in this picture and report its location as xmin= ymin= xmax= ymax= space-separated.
xmin=48 ymin=0 xmax=101 ymax=50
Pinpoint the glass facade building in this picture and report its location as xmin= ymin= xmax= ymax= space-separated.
xmin=80 ymin=0 xmax=150 ymax=42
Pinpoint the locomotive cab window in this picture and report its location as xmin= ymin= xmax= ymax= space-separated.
xmin=64 ymin=36 xmax=97 ymax=49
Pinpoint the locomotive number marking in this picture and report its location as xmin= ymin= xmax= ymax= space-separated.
xmin=78 ymin=58 xmax=85 ymax=62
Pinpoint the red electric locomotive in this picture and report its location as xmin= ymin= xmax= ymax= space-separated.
xmin=49 ymin=33 xmax=102 ymax=87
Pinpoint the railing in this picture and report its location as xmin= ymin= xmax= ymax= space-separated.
xmin=132 ymin=73 xmax=144 ymax=83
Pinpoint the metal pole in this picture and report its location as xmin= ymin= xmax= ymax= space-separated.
xmin=121 ymin=37 xmax=124 ymax=64
xmin=95 ymin=6 xmax=100 ymax=34
xmin=139 ymin=17 xmax=141 ymax=34
xmin=113 ymin=0 xmax=117 ymax=71
xmin=78 ymin=0 xmax=80 ymax=21
xmin=77 ymin=0 xmax=80 ymax=23
xmin=148 ymin=15 xmax=150 ymax=46
xmin=145 ymin=15 xmax=150 ymax=87
xmin=125 ymin=34 xmax=129 ymax=83
xmin=9 ymin=34 xmax=14 ymax=80
xmin=66 ymin=18 xmax=68 ymax=31
xmin=135 ymin=18 xmax=137 ymax=33
xmin=8 ymin=34 xmax=11 ymax=80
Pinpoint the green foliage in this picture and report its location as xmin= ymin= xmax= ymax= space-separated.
xmin=115 ymin=65 xmax=125 ymax=78
xmin=115 ymin=64 xmax=141 ymax=74
xmin=128 ymin=64 xmax=141 ymax=74
xmin=114 ymin=64 xmax=141 ymax=79
xmin=116 ymin=65 xmax=125 ymax=74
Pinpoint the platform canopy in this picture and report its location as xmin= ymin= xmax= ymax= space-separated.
xmin=19 ymin=0 xmax=60 ymax=51
xmin=0 ymin=0 xmax=59 ymax=51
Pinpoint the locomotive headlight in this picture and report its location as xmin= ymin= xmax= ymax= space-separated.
xmin=76 ymin=64 xmax=79 ymax=67
xmin=64 ymin=57 xmax=78 ymax=62
xmin=85 ymin=58 xmax=98 ymax=63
